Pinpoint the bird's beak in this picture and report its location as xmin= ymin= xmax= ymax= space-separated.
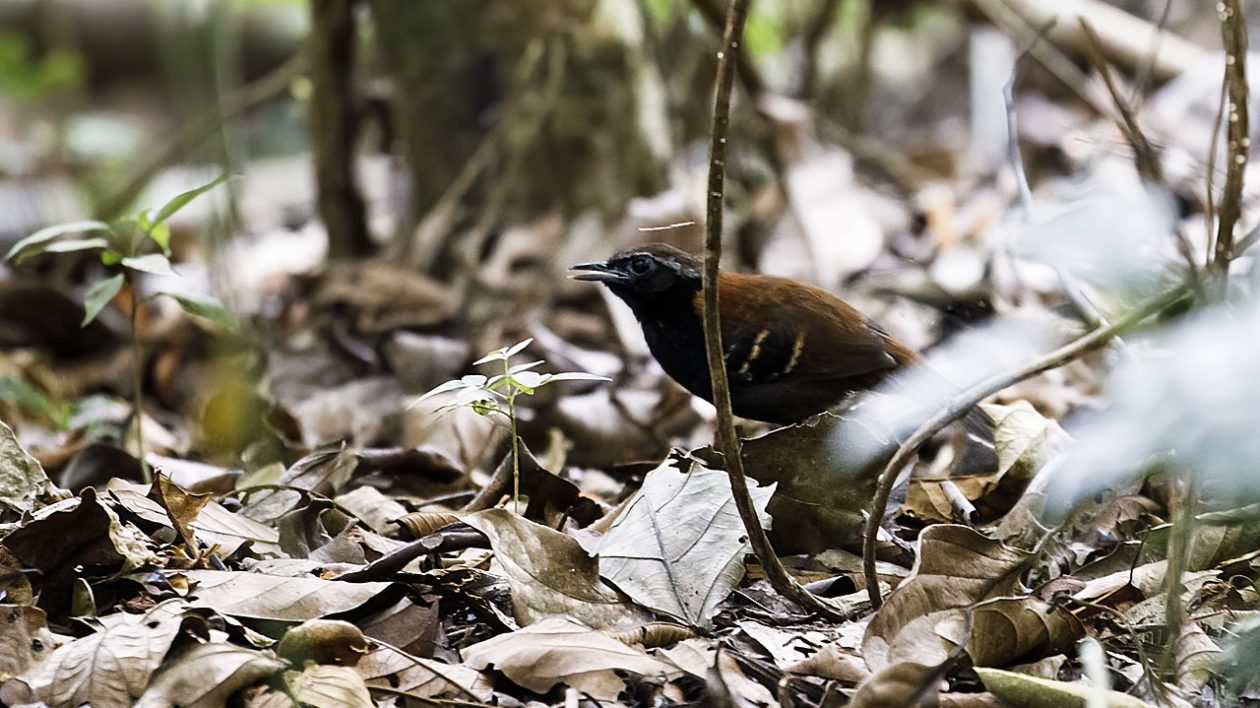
xmin=569 ymin=261 xmax=627 ymax=284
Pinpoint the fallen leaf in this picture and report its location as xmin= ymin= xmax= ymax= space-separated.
xmin=149 ymin=474 xmax=213 ymax=554
xmin=738 ymin=413 xmax=888 ymax=555
xmin=332 ymin=486 xmax=407 ymax=534
xmin=276 ymin=619 xmax=369 ymax=667
xmin=975 ymin=667 xmax=1157 ymax=708
xmin=906 ymin=401 xmax=1070 ymax=523
xmin=285 ymin=663 xmax=373 ymax=708
xmin=0 ymin=419 xmax=69 ymax=520
xmin=180 ymin=569 xmax=392 ymax=621
xmin=357 ymin=647 xmax=492 ymax=701
xmin=461 ymin=616 xmax=678 ymax=700
xmin=459 ymin=508 xmax=648 ymax=630
xmin=863 ymin=525 xmax=1031 ymax=671
xmin=938 ymin=596 xmax=1083 ymax=668
xmin=2 ymin=599 xmax=198 ymax=708
xmin=583 ymin=459 xmax=772 ymax=628
xmin=850 ymin=659 xmax=948 ymax=708
xmin=3 ymin=487 xmax=158 ymax=617
xmin=134 ymin=642 xmax=286 ymax=708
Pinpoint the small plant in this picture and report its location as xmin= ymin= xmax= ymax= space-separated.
xmin=415 ymin=338 xmax=608 ymax=512
xmin=4 ymin=173 xmax=234 ymax=480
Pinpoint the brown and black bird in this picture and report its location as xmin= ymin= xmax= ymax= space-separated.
xmin=572 ymin=243 xmax=990 ymax=434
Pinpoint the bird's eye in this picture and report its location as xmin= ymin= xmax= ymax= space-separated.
xmin=629 ymin=255 xmax=653 ymax=275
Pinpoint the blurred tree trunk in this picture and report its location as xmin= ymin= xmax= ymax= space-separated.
xmin=366 ymin=0 xmax=672 ymax=273
xmin=309 ymin=0 xmax=372 ymax=258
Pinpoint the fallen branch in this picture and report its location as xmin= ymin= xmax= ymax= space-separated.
xmin=862 ymin=283 xmax=1191 ymax=608
xmin=700 ymin=0 xmax=854 ymax=623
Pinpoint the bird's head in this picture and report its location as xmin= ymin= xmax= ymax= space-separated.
xmin=570 ymin=243 xmax=703 ymax=317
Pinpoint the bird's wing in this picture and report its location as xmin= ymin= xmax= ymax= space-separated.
xmin=713 ymin=274 xmax=903 ymax=385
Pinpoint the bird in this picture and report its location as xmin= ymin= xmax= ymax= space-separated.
xmin=571 ymin=243 xmax=992 ymax=436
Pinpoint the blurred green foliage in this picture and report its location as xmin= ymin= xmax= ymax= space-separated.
xmin=0 ymin=34 xmax=84 ymax=104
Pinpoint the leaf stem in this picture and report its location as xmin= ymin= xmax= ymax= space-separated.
xmin=128 ymin=273 xmax=150 ymax=483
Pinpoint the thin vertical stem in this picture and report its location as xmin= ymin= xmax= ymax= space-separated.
xmin=700 ymin=0 xmax=850 ymax=621
xmin=1211 ymin=0 xmax=1249 ymax=296
xmin=128 ymin=275 xmax=151 ymax=483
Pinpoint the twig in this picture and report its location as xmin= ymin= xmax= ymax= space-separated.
xmin=334 ymin=525 xmax=489 ymax=582
xmin=1130 ymin=0 xmax=1175 ymax=104
xmin=1162 ymin=470 xmax=1199 ymax=674
xmin=127 ymin=276 xmax=150 ymax=483
xmin=1077 ymin=20 xmax=1162 ymax=182
xmin=700 ymin=0 xmax=851 ymax=623
xmin=1211 ymin=0 xmax=1250 ymax=297
xmin=1204 ymin=82 xmax=1227 ymax=264
xmin=690 ymin=0 xmax=765 ymax=97
xmin=862 ymin=284 xmax=1191 ymax=608
xmin=309 ymin=0 xmax=372 ymax=258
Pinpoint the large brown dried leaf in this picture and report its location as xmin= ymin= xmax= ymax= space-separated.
xmin=906 ymin=401 xmax=1069 ymax=523
xmin=459 ymin=508 xmax=648 ymax=630
xmin=863 ymin=525 xmax=1032 ymax=671
xmin=939 ymin=597 xmax=1084 ymax=668
xmin=180 ymin=570 xmax=391 ymax=621
xmin=2 ymin=599 xmax=196 ymax=708
xmin=357 ymin=647 xmax=492 ymax=701
xmin=105 ymin=481 xmax=282 ymax=558
xmin=3 ymin=487 xmax=158 ymax=617
xmin=1173 ymin=618 xmax=1221 ymax=694
xmin=582 ymin=459 xmax=772 ymax=628
xmin=850 ymin=660 xmax=948 ymax=708
xmin=148 ymin=474 xmax=212 ymax=553
xmin=134 ymin=642 xmax=286 ymax=708
xmin=461 ymin=616 xmax=678 ymax=700
xmin=285 ymin=664 xmax=373 ymax=708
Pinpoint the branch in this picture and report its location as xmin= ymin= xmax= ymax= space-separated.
xmin=1211 ymin=0 xmax=1250 ymax=295
xmin=690 ymin=0 xmax=766 ymax=97
xmin=701 ymin=0 xmax=853 ymax=622
xmin=1077 ymin=20 xmax=1162 ymax=183
xmin=309 ymin=0 xmax=372 ymax=258
xmin=862 ymin=283 xmax=1190 ymax=608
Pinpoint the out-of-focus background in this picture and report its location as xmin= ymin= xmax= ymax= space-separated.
xmin=2 ymin=1 xmax=1260 ymax=706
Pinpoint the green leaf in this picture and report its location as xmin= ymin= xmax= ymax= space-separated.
xmin=472 ymin=338 xmax=533 ymax=366
xmin=168 ymin=292 xmax=236 ymax=332
xmin=40 ymin=237 xmax=109 ymax=255
xmin=510 ymin=371 xmax=543 ymax=393
xmin=507 ymin=360 xmax=544 ymax=375
xmin=81 ymin=273 xmax=125 ymax=327
xmin=121 ymin=254 xmax=175 ymax=275
xmin=147 ymin=221 xmax=172 ymax=255
xmin=503 ymin=338 xmax=533 ymax=359
xmin=151 ymin=172 xmax=231 ymax=227
xmin=100 ymin=249 xmax=123 ymax=266
xmin=5 ymin=220 xmax=108 ymax=264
